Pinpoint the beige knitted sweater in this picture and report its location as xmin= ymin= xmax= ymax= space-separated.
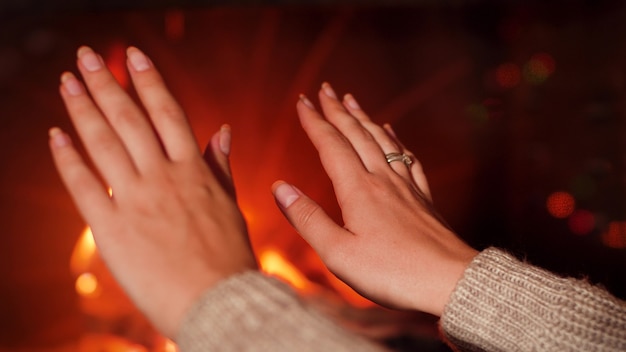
xmin=177 ymin=248 xmax=626 ymax=351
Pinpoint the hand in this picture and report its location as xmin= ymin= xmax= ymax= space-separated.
xmin=272 ymin=83 xmax=478 ymax=317
xmin=49 ymin=46 xmax=256 ymax=338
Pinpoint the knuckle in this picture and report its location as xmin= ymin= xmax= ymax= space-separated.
xmin=92 ymin=131 xmax=122 ymax=154
xmin=292 ymin=201 xmax=321 ymax=230
xmin=156 ymin=102 xmax=185 ymax=122
xmin=110 ymin=105 xmax=141 ymax=126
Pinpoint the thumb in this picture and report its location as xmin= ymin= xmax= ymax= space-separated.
xmin=271 ymin=181 xmax=349 ymax=256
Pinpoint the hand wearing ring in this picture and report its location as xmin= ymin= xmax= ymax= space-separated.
xmin=385 ymin=152 xmax=413 ymax=167
xmin=272 ymin=82 xmax=478 ymax=318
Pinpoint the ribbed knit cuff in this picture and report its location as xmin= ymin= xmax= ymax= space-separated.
xmin=177 ymin=271 xmax=384 ymax=352
xmin=440 ymin=248 xmax=626 ymax=352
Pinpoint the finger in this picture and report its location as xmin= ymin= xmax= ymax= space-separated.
xmin=48 ymin=127 xmax=114 ymax=225
xmin=272 ymin=181 xmax=351 ymax=258
xmin=297 ymin=95 xmax=369 ymax=190
xmin=383 ymin=124 xmax=432 ymax=201
xmin=342 ymin=93 xmax=412 ymax=179
xmin=202 ymin=125 xmax=235 ymax=196
xmin=76 ymin=46 xmax=163 ymax=170
xmin=59 ymin=71 xmax=138 ymax=188
xmin=318 ymin=83 xmax=388 ymax=172
xmin=126 ymin=47 xmax=199 ymax=161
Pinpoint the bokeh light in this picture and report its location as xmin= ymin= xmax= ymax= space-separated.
xmin=495 ymin=62 xmax=521 ymax=88
xmin=523 ymin=52 xmax=555 ymax=84
xmin=163 ymin=339 xmax=179 ymax=352
xmin=601 ymin=221 xmax=626 ymax=249
xmin=546 ymin=191 xmax=575 ymax=218
xmin=567 ymin=209 xmax=595 ymax=235
xmin=75 ymin=272 xmax=100 ymax=298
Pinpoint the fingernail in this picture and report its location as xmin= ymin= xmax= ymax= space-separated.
xmin=219 ymin=124 xmax=231 ymax=156
xmin=273 ymin=182 xmax=301 ymax=208
xmin=383 ymin=123 xmax=398 ymax=138
xmin=61 ymin=72 xmax=83 ymax=96
xmin=127 ymin=47 xmax=152 ymax=72
xmin=344 ymin=93 xmax=361 ymax=110
xmin=322 ymin=82 xmax=337 ymax=99
xmin=77 ymin=46 xmax=103 ymax=72
xmin=299 ymin=94 xmax=315 ymax=110
xmin=49 ymin=127 xmax=71 ymax=148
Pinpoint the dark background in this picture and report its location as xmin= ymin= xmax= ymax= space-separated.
xmin=1 ymin=0 xmax=625 ymax=349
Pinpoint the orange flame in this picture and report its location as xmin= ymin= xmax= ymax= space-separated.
xmin=259 ymin=248 xmax=313 ymax=292
xmin=70 ymin=227 xmax=96 ymax=275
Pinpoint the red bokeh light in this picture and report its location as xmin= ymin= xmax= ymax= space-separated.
xmin=524 ymin=52 xmax=555 ymax=84
xmin=546 ymin=191 xmax=575 ymax=219
xmin=601 ymin=221 xmax=626 ymax=248
xmin=495 ymin=63 xmax=521 ymax=88
xmin=567 ymin=209 xmax=595 ymax=235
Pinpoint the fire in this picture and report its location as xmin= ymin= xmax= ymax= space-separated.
xmin=259 ymin=248 xmax=375 ymax=308
xmin=70 ymin=227 xmax=96 ymax=275
xmin=259 ymin=248 xmax=313 ymax=292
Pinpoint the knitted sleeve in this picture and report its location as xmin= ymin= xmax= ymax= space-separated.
xmin=440 ymin=247 xmax=626 ymax=352
xmin=176 ymin=271 xmax=386 ymax=352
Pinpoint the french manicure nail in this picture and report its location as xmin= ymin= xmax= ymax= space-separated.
xmin=299 ymin=94 xmax=315 ymax=110
xmin=344 ymin=93 xmax=361 ymax=110
xmin=322 ymin=82 xmax=337 ymax=99
xmin=61 ymin=72 xmax=83 ymax=96
xmin=219 ymin=124 xmax=231 ymax=156
xmin=127 ymin=47 xmax=152 ymax=72
xmin=274 ymin=182 xmax=301 ymax=208
xmin=49 ymin=127 xmax=71 ymax=148
xmin=78 ymin=46 xmax=103 ymax=72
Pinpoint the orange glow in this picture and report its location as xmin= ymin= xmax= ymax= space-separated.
xmin=326 ymin=273 xmax=375 ymax=308
xmin=546 ymin=191 xmax=575 ymax=218
xmin=495 ymin=63 xmax=521 ymax=88
xmin=601 ymin=221 xmax=626 ymax=248
xmin=78 ymin=333 xmax=148 ymax=352
xmin=76 ymin=272 xmax=100 ymax=297
xmin=106 ymin=43 xmax=129 ymax=89
xmin=567 ymin=209 xmax=595 ymax=235
xmin=259 ymin=249 xmax=312 ymax=292
xmin=163 ymin=339 xmax=179 ymax=352
xmin=70 ymin=227 xmax=96 ymax=274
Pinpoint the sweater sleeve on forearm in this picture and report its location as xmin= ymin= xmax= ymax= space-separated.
xmin=176 ymin=271 xmax=386 ymax=352
xmin=440 ymin=247 xmax=626 ymax=352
